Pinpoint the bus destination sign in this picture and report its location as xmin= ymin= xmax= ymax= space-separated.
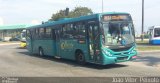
xmin=102 ymin=15 xmax=131 ymax=21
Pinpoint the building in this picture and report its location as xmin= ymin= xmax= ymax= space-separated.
xmin=0 ymin=24 xmax=33 ymax=41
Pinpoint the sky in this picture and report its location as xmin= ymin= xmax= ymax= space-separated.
xmin=0 ymin=0 xmax=160 ymax=34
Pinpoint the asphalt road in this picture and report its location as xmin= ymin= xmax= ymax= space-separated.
xmin=0 ymin=44 xmax=160 ymax=77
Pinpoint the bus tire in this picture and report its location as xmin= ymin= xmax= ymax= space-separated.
xmin=76 ymin=51 xmax=86 ymax=65
xmin=39 ymin=47 xmax=44 ymax=56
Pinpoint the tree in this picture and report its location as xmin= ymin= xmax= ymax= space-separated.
xmin=50 ymin=10 xmax=66 ymax=21
xmin=49 ymin=6 xmax=93 ymax=21
xmin=68 ymin=7 xmax=93 ymax=18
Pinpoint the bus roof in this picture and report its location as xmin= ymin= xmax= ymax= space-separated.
xmin=100 ymin=12 xmax=130 ymax=15
xmin=27 ymin=12 xmax=130 ymax=29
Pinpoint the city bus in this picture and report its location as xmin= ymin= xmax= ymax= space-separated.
xmin=26 ymin=12 xmax=137 ymax=65
xmin=148 ymin=26 xmax=160 ymax=45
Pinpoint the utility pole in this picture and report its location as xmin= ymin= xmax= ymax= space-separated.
xmin=102 ymin=0 xmax=104 ymax=13
xmin=141 ymin=0 xmax=144 ymax=41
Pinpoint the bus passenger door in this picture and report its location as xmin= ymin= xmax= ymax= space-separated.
xmin=53 ymin=29 xmax=61 ymax=57
xmin=87 ymin=23 xmax=100 ymax=62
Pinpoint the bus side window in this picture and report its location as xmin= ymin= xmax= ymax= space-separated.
xmin=62 ymin=24 xmax=74 ymax=39
xmin=73 ymin=23 xmax=79 ymax=38
xmin=62 ymin=25 xmax=67 ymax=38
xmin=39 ymin=28 xmax=45 ymax=39
xmin=79 ymin=23 xmax=86 ymax=39
xmin=35 ymin=29 xmax=39 ymax=39
xmin=31 ymin=29 xmax=36 ymax=39
xmin=45 ymin=28 xmax=52 ymax=38
xmin=74 ymin=22 xmax=86 ymax=39
xmin=154 ymin=28 xmax=160 ymax=37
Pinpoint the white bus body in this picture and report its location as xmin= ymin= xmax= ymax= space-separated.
xmin=148 ymin=26 xmax=160 ymax=44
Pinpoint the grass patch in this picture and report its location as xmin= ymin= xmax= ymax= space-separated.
xmin=136 ymin=46 xmax=160 ymax=51
xmin=136 ymin=41 xmax=149 ymax=44
xmin=136 ymin=39 xmax=149 ymax=45
xmin=136 ymin=39 xmax=160 ymax=51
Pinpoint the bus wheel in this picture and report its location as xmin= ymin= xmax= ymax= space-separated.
xmin=39 ymin=48 xmax=44 ymax=56
xmin=76 ymin=51 xmax=85 ymax=65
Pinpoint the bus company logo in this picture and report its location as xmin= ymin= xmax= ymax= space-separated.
xmin=61 ymin=42 xmax=73 ymax=49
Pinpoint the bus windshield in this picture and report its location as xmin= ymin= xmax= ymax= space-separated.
xmin=102 ymin=22 xmax=134 ymax=49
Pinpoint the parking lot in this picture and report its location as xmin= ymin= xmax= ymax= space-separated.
xmin=0 ymin=44 xmax=160 ymax=77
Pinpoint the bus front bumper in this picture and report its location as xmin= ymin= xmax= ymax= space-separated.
xmin=102 ymin=51 xmax=137 ymax=65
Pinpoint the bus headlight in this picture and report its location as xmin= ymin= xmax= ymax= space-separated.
xmin=103 ymin=50 xmax=112 ymax=57
xmin=131 ymin=50 xmax=134 ymax=53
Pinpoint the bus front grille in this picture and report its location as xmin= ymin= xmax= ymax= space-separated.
xmin=111 ymin=47 xmax=131 ymax=52
xmin=117 ymin=56 xmax=128 ymax=60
